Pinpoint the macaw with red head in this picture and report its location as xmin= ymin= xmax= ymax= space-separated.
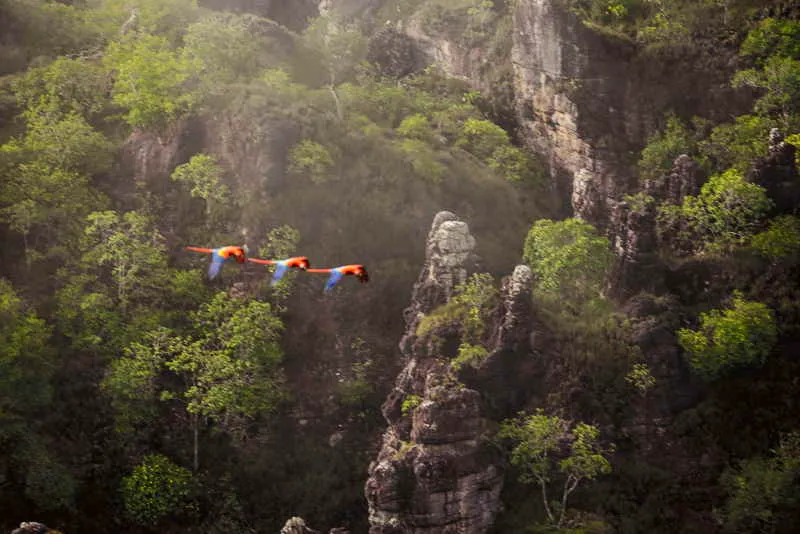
xmin=185 ymin=245 xmax=248 ymax=279
xmin=247 ymin=256 xmax=310 ymax=285
xmin=307 ymin=264 xmax=369 ymax=292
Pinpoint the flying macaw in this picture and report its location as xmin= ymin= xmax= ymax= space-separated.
xmin=306 ymin=265 xmax=369 ymax=292
xmin=185 ymin=245 xmax=248 ymax=279
xmin=247 ymin=256 xmax=310 ymax=285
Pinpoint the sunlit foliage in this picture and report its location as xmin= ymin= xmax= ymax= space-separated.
xmin=499 ymin=410 xmax=613 ymax=527
xmin=677 ymin=292 xmax=777 ymax=379
xmin=522 ymin=218 xmax=614 ymax=304
xmin=121 ymin=454 xmax=194 ymax=526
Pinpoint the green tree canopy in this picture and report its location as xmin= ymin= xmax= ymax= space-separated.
xmin=720 ymin=432 xmax=800 ymax=532
xmin=0 ymin=279 xmax=54 ymax=416
xmin=104 ymin=33 xmax=200 ymax=131
xmin=658 ymin=169 xmax=773 ymax=254
xmin=121 ymin=454 xmax=194 ymax=526
xmin=499 ymin=410 xmax=613 ymax=527
xmin=677 ymin=292 xmax=777 ymax=379
xmin=522 ymin=218 xmax=614 ymax=304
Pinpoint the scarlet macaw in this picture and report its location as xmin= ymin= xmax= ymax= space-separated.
xmin=306 ymin=265 xmax=369 ymax=292
xmin=185 ymin=245 xmax=248 ymax=279
xmin=247 ymin=256 xmax=310 ymax=285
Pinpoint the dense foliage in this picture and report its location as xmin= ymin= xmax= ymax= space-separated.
xmin=0 ymin=0 xmax=539 ymax=532
xmin=1 ymin=0 xmax=799 ymax=533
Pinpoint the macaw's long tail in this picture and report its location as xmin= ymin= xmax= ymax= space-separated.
xmin=185 ymin=246 xmax=214 ymax=254
xmin=247 ymin=258 xmax=277 ymax=265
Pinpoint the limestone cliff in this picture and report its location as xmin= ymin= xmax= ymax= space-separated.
xmin=365 ymin=212 xmax=534 ymax=534
xmin=510 ymin=0 xmax=745 ymax=227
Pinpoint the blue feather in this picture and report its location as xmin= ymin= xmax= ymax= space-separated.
xmin=324 ymin=269 xmax=344 ymax=292
xmin=271 ymin=263 xmax=289 ymax=285
xmin=208 ymin=256 xmax=224 ymax=279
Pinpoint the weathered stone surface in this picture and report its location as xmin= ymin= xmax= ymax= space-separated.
xmin=367 ymin=26 xmax=425 ymax=78
xmin=748 ymin=128 xmax=800 ymax=214
xmin=367 ymin=212 xmax=505 ymax=534
xmin=610 ymin=195 xmax=662 ymax=298
xmin=281 ymin=516 xmax=321 ymax=534
xmin=492 ymin=265 xmax=534 ymax=353
xmin=399 ymin=211 xmax=478 ymax=356
xmin=645 ymin=154 xmax=705 ymax=206
xmin=510 ymin=0 xmax=747 ymax=231
xmin=11 ymin=523 xmax=61 ymax=534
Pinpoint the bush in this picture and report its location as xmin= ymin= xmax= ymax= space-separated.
xmin=522 ymin=218 xmax=614 ymax=303
xmin=122 ymin=454 xmax=194 ymax=526
xmin=638 ymin=114 xmax=696 ymax=181
xmin=657 ymin=169 xmax=773 ymax=254
xmin=677 ymin=292 xmax=777 ymax=379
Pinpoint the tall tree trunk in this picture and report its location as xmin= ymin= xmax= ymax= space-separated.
xmin=329 ymin=84 xmax=343 ymax=121
xmin=558 ymin=475 xmax=580 ymax=527
xmin=538 ymin=476 xmax=554 ymax=523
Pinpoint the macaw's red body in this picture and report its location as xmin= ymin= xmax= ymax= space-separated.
xmin=307 ymin=264 xmax=369 ymax=291
xmin=247 ymin=256 xmax=310 ymax=285
xmin=185 ymin=245 xmax=248 ymax=279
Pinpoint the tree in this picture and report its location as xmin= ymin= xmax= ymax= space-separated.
xmin=0 ymin=279 xmax=54 ymax=416
xmin=397 ymin=113 xmax=436 ymax=142
xmin=302 ymin=13 xmax=367 ymax=120
xmin=104 ymin=293 xmax=286 ymax=471
xmin=55 ymin=210 xmax=170 ymax=356
xmin=0 ymin=160 xmax=107 ymax=265
xmin=288 ymin=140 xmax=335 ymax=183
xmin=82 ymin=210 xmax=169 ymax=312
xmin=658 ymin=169 xmax=773 ymax=254
xmin=638 ymin=114 xmax=696 ymax=181
xmin=750 ymin=215 xmax=800 ymax=261
xmin=719 ymin=432 xmax=800 ymax=532
xmin=522 ymin=218 xmax=614 ymax=304
xmin=183 ymin=13 xmax=281 ymax=89
xmin=12 ymin=57 xmax=110 ymax=121
xmin=699 ymin=115 xmax=775 ymax=172
xmin=104 ymin=33 xmax=200 ymax=132
xmin=171 ymin=154 xmax=230 ymax=219
xmin=625 ymin=362 xmax=656 ymax=396
xmin=677 ymin=292 xmax=777 ymax=379
xmin=456 ymin=117 xmax=509 ymax=160
xmin=416 ymin=273 xmax=498 ymax=343
xmin=733 ymin=56 xmax=800 ymax=125
xmin=498 ymin=411 xmax=613 ymax=527
xmin=739 ymin=17 xmax=800 ymax=64
xmin=121 ymin=454 xmax=194 ymax=526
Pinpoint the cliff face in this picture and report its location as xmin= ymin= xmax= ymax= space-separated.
xmin=365 ymin=212 xmax=534 ymax=534
xmin=510 ymin=0 xmax=747 ymax=228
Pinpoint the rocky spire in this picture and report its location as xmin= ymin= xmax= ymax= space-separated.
xmin=366 ymin=211 xmax=534 ymax=534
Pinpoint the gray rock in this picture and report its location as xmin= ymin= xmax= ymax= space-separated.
xmin=366 ymin=212 xmax=509 ymax=534
xmin=281 ymin=517 xmax=321 ymax=534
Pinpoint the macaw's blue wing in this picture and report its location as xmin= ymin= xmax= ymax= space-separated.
xmin=208 ymin=256 xmax=225 ymax=279
xmin=271 ymin=263 xmax=289 ymax=285
xmin=324 ymin=269 xmax=345 ymax=292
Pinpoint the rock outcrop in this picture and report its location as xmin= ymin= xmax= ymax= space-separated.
xmin=366 ymin=212 xmax=534 ymax=534
xmin=11 ymin=523 xmax=61 ymax=534
xmin=748 ymin=128 xmax=800 ymax=214
xmin=281 ymin=517 xmax=321 ymax=534
xmin=367 ymin=25 xmax=426 ymax=79
xmin=509 ymin=0 xmax=746 ymax=229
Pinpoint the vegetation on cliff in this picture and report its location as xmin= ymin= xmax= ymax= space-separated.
xmin=0 ymin=0 xmax=542 ymax=532
xmin=1 ymin=0 xmax=799 ymax=533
